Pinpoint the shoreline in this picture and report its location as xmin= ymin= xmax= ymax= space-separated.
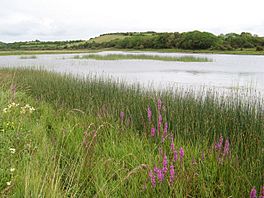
xmin=1 ymin=48 xmax=264 ymax=56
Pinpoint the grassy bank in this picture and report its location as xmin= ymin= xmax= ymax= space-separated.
xmin=73 ymin=54 xmax=212 ymax=62
xmin=0 ymin=69 xmax=263 ymax=197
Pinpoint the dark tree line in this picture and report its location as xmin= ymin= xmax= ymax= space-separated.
xmin=79 ymin=31 xmax=264 ymax=51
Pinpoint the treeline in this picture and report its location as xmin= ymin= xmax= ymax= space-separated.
xmin=1 ymin=31 xmax=264 ymax=51
xmin=0 ymin=40 xmax=83 ymax=50
xmin=80 ymin=31 xmax=264 ymax=51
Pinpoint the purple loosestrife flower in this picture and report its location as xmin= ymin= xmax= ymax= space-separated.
xmin=250 ymin=187 xmax=257 ymax=198
xmin=162 ymin=122 xmax=168 ymax=143
xmin=179 ymin=147 xmax=184 ymax=160
xmin=158 ymin=114 xmax=162 ymax=135
xmin=151 ymin=127 xmax=156 ymax=137
xmin=153 ymin=166 xmax=159 ymax=174
xmin=162 ymin=155 xmax=168 ymax=174
xmin=157 ymin=99 xmax=162 ymax=112
xmin=215 ymin=134 xmax=223 ymax=150
xmin=173 ymin=150 xmax=178 ymax=162
xmin=147 ymin=106 xmax=152 ymax=122
xmin=169 ymin=165 xmax=175 ymax=184
xmin=157 ymin=168 xmax=164 ymax=182
xmin=171 ymin=138 xmax=175 ymax=151
xmin=120 ymin=111 xmax=125 ymax=122
xmin=149 ymin=170 xmax=156 ymax=187
xmin=223 ymin=139 xmax=230 ymax=156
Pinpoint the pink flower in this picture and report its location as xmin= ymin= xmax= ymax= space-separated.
xmin=151 ymin=128 xmax=156 ymax=137
xmin=162 ymin=122 xmax=168 ymax=143
xmin=169 ymin=165 xmax=175 ymax=184
xmin=157 ymin=99 xmax=162 ymax=112
xmin=147 ymin=106 xmax=152 ymax=122
xmin=215 ymin=134 xmax=223 ymax=150
xmin=158 ymin=114 xmax=162 ymax=135
xmin=260 ymin=186 xmax=264 ymax=198
xmin=171 ymin=138 xmax=175 ymax=151
xmin=157 ymin=168 xmax=164 ymax=182
xmin=162 ymin=155 xmax=168 ymax=174
xmin=149 ymin=170 xmax=156 ymax=187
xmin=223 ymin=139 xmax=230 ymax=156
xmin=250 ymin=187 xmax=257 ymax=198
xmin=120 ymin=111 xmax=125 ymax=122
xmin=173 ymin=150 xmax=178 ymax=162
xmin=179 ymin=147 xmax=184 ymax=160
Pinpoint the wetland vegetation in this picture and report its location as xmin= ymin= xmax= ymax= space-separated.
xmin=0 ymin=68 xmax=263 ymax=197
xmin=73 ymin=54 xmax=212 ymax=62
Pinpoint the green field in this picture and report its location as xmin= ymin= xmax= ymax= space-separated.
xmin=0 ymin=68 xmax=263 ymax=197
xmin=87 ymin=34 xmax=131 ymax=43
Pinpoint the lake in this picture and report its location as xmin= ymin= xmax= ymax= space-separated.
xmin=1 ymin=51 xmax=264 ymax=95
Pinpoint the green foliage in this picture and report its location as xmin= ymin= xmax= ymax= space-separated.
xmin=256 ymin=46 xmax=264 ymax=51
xmin=178 ymin=31 xmax=220 ymax=50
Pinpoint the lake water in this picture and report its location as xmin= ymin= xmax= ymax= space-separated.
xmin=1 ymin=51 xmax=264 ymax=95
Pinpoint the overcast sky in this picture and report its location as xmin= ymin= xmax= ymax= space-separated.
xmin=1 ymin=0 xmax=264 ymax=42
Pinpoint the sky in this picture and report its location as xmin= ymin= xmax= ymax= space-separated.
xmin=1 ymin=0 xmax=264 ymax=42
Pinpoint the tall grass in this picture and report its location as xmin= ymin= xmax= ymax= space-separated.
xmin=73 ymin=54 xmax=212 ymax=62
xmin=0 ymin=68 xmax=263 ymax=197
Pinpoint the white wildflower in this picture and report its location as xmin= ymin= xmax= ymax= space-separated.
xmin=10 ymin=168 xmax=15 ymax=172
xmin=6 ymin=181 xmax=11 ymax=186
xmin=9 ymin=148 xmax=16 ymax=154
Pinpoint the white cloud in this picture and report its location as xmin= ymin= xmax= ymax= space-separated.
xmin=0 ymin=0 xmax=264 ymax=42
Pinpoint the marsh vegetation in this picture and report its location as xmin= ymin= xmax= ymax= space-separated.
xmin=0 ymin=68 xmax=263 ymax=197
xmin=73 ymin=54 xmax=212 ymax=62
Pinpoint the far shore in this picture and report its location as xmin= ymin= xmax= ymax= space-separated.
xmin=0 ymin=48 xmax=264 ymax=56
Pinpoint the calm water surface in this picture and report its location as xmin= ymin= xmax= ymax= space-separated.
xmin=1 ymin=51 xmax=264 ymax=95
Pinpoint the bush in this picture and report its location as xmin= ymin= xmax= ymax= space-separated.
xmin=256 ymin=46 xmax=264 ymax=51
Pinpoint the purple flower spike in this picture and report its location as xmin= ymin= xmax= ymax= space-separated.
xmin=158 ymin=114 xmax=162 ymax=135
xmin=157 ymin=168 xmax=164 ymax=182
xmin=147 ymin=106 xmax=152 ymax=122
xmin=173 ymin=150 xmax=178 ymax=162
xmin=157 ymin=99 xmax=162 ymax=112
xmin=223 ymin=139 xmax=230 ymax=156
xmin=169 ymin=165 xmax=175 ymax=184
xmin=149 ymin=170 xmax=156 ymax=187
xmin=171 ymin=139 xmax=175 ymax=152
xmin=179 ymin=147 xmax=184 ymax=160
xmin=215 ymin=134 xmax=223 ymax=150
xmin=151 ymin=127 xmax=156 ymax=137
xmin=162 ymin=155 xmax=168 ymax=174
xmin=120 ymin=111 xmax=125 ymax=122
xmin=162 ymin=122 xmax=168 ymax=143
xmin=250 ymin=187 xmax=257 ymax=198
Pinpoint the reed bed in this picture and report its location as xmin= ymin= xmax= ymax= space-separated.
xmin=19 ymin=55 xmax=37 ymax=59
xmin=73 ymin=54 xmax=212 ymax=62
xmin=0 ymin=68 xmax=263 ymax=197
